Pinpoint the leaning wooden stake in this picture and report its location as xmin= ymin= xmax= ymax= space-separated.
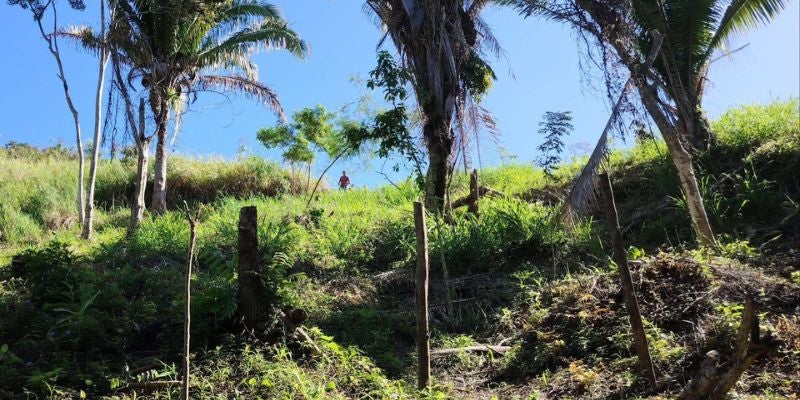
xmin=181 ymin=203 xmax=198 ymax=400
xmin=598 ymin=172 xmax=657 ymax=385
xmin=413 ymin=201 xmax=431 ymax=390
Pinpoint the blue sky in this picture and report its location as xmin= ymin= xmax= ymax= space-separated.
xmin=1 ymin=0 xmax=798 ymax=186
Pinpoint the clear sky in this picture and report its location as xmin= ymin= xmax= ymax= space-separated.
xmin=1 ymin=1 xmax=798 ymax=186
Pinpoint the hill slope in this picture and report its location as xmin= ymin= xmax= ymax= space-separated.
xmin=0 ymin=100 xmax=798 ymax=399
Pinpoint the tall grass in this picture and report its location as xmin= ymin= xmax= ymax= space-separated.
xmin=713 ymin=98 xmax=799 ymax=152
xmin=0 ymin=151 xmax=302 ymax=248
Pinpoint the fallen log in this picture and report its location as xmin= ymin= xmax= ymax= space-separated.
xmin=121 ymin=380 xmax=181 ymax=391
xmin=431 ymin=345 xmax=512 ymax=356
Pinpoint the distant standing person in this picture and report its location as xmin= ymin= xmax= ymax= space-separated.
xmin=338 ymin=171 xmax=351 ymax=190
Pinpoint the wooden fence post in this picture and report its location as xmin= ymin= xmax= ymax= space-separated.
xmin=238 ymin=206 xmax=267 ymax=331
xmin=413 ymin=201 xmax=431 ymax=390
xmin=598 ymin=172 xmax=657 ymax=385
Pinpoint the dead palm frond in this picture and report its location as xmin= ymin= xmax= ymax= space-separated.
xmin=560 ymin=30 xmax=664 ymax=227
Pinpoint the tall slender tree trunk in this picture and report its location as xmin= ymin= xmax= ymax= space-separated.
xmin=76 ymin=119 xmax=86 ymax=225
xmin=112 ymin=52 xmax=150 ymax=236
xmin=151 ymin=96 xmax=170 ymax=214
xmin=423 ymin=116 xmax=453 ymax=214
xmin=129 ymin=100 xmax=150 ymax=235
xmin=35 ymin=5 xmax=84 ymax=224
xmin=82 ymin=0 xmax=109 ymax=239
xmin=131 ymin=137 xmax=151 ymax=233
xmin=638 ymin=85 xmax=716 ymax=247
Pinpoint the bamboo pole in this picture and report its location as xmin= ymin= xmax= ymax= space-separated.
xmin=182 ymin=204 xmax=198 ymax=400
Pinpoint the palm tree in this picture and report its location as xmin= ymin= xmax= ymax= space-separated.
xmin=631 ymin=0 xmax=788 ymax=151
xmin=504 ymin=0 xmax=787 ymax=247
xmin=78 ymin=0 xmax=307 ymax=214
xmin=364 ymin=0 xmax=500 ymax=213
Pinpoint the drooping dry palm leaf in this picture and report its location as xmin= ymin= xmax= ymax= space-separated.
xmin=560 ymin=31 xmax=664 ymax=228
xmin=195 ymin=74 xmax=286 ymax=122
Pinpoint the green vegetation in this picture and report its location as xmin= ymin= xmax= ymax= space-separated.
xmin=0 ymin=101 xmax=798 ymax=398
xmin=0 ymin=149 xmax=301 ymax=252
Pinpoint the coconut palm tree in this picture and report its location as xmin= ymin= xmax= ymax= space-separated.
xmin=503 ymin=0 xmax=787 ymax=247
xmin=70 ymin=0 xmax=307 ymax=214
xmin=631 ymin=0 xmax=788 ymax=151
xmin=364 ymin=0 xmax=500 ymax=213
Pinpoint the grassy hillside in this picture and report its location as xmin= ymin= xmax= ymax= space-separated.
xmin=0 ymin=150 xmax=306 ymax=251
xmin=0 ymin=100 xmax=798 ymax=399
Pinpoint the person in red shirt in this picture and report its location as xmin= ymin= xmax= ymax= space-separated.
xmin=338 ymin=171 xmax=351 ymax=190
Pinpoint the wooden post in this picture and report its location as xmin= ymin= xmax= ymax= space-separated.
xmin=598 ymin=172 xmax=657 ymax=385
xmin=182 ymin=205 xmax=198 ymax=400
xmin=413 ymin=201 xmax=431 ymax=390
xmin=468 ymin=169 xmax=479 ymax=215
xmin=237 ymin=206 xmax=267 ymax=331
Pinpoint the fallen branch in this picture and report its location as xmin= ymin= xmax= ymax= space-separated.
xmin=431 ymin=345 xmax=512 ymax=356
xmin=121 ymin=380 xmax=181 ymax=391
xmin=451 ymin=186 xmax=505 ymax=210
xmin=295 ymin=326 xmax=324 ymax=356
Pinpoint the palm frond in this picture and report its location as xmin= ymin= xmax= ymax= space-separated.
xmin=199 ymin=18 xmax=308 ymax=64
xmin=198 ymin=47 xmax=260 ymax=80
xmin=223 ymin=1 xmax=281 ymax=22
xmin=560 ymin=31 xmax=663 ymax=227
xmin=195 ymin=75 xmax=285 ymax=122
xmin=708 ymin=0 xmax=788 ymax=52
xmin=57 ymin=25 xmax=105 ymax=55
xmin=559 ymin=122 xmax=610 ymax=227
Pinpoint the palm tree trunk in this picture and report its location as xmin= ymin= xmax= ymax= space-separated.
xmin=82 ymin=0 xmax=109 ymax=239
xmin=131 ymin=137 xmax=151 ymax=233
xmin=687 ymin=107 xmax=714 ymax=151
xmin=638 ymin=85 xmax=716 ymax=247
xmin=130 ymin=100 xmax=151 ymax=235
xmin=151 ymin=97 xmax=170 ymax=214
xmin=112 ymin=52 xmax=149 ymax=236
xmin=423 ymin=117 xmax=453 ymax=214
